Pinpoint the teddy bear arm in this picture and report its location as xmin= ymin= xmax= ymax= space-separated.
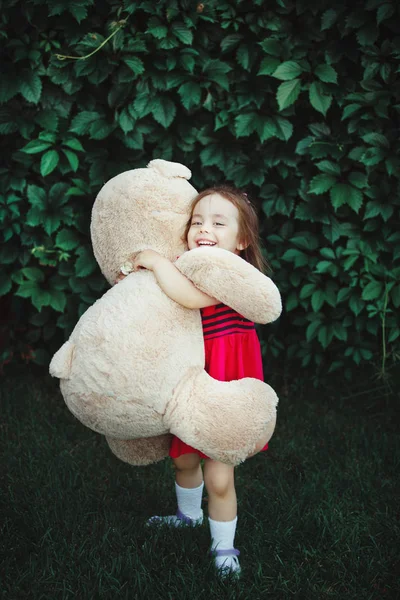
xmin=175 ymin=249 xmax=282 ymax=324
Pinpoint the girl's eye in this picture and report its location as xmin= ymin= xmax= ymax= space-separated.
xmin=191 ymin=221 xmax=201 ymax=226
xmin=215 ymin=222 xmax=225 ymax=226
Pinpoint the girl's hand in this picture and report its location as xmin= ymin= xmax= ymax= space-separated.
xmin=114 ymin=272 xmax=126 ymax=284
xmin=133 ymin=250 xmax=164 ymax=271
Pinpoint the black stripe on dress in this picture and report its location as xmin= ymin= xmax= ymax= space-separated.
xmin=202 ymin=315 xmax=254 ymax=330
xmin=204 ymin=323 xmax=255 ymax=337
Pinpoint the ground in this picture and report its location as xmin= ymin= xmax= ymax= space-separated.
xmin=1 ymin=368 xmax=398 ymax=599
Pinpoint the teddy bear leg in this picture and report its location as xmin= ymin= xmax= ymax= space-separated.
xmin=106 ymin=434 xmax=172 ymax=466
xmin=165 ymin=368 xmax=278 ymax=465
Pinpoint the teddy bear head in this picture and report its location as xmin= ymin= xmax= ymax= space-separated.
xmin=91 ymin=159 xmax=198 ymax=285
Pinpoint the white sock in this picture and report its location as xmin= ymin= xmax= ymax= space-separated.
xmin=209 ymin=516 xmax=240 ymax=575
xmin=147 ymin=482 xmax=204 ymax=526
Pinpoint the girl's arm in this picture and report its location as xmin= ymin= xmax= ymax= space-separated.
xmin=125 ymin=250 xmax=218 ymax=309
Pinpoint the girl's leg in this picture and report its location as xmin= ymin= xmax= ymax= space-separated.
xmin=174 ymin=452 xmax=203 ymax=489
xmin=203 ymin=459 xmax=240 ymax=575
xmin=148 ymin=453 xmax=204 ymax=526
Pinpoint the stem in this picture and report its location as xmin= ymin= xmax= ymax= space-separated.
xmin=55 ymin=21 xmax=126 ymax=61
xmin=381 ymin=285 xmax=389 ymax=376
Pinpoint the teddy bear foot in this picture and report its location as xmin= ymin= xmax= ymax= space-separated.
xmin=106 ymin=434 xmax=172 ymax=466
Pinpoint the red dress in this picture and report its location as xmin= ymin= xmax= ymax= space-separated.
xmin=169 ymin=303 xmax=269 ymax=459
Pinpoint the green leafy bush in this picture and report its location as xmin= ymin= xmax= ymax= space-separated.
xmin=1 ymin=0 xmax=399 ymax=382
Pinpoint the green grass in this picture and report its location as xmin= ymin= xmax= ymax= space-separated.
xmin=1 ymin=369 xmax=399 ymax=600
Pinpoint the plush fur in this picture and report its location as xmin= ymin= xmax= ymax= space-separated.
xmin=50 ymin=160 xmax=282 ymax=466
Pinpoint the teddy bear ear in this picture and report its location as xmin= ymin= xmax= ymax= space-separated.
xmin=147 ymin=159 xmax=192 ymax=180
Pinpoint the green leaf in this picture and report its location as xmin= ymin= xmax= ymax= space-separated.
xmin=259 ymin=39 xmax=281 ymax=56
xmin=237 ymin=45 xmax=250 ymax=70
xmin=309 ymin=174 xmax=336 ymax=194
xmin=306 ymin=319 xmax=321 ymax=342
xmin=27 ymin=185 xmax=46 ymax=207
xmin=321 ymin=9 xmax=338 ymax=30
xmin=285 ymin=291 xmax=298 ymax=312
xmin=15 ymin=281 xmax=40 ymax=300
xmin=70 ymin=111 xmax=100 ymax=135
xmin=330 ymin=184 xmax=363 ymax=213
xmin=152 ymin=97 xmax=176 ymax=128
xmin=276 ymin=79 xmax=301 ymax=110
xmin=19 ymin=71 xmax=42 ymax=104
xmin=348 ymin=172 xmax=368 ymax=189
xmin=258 ymin=118 xmax=277 ymax=143
xmin=235 ymin=113 xmax=258 ymax=137
xmin=309 ymin=82 xmax=332 ymax=116
xmin=314 ymin=64 xmax=338 ymax=84
xmin=221 ymin=34 xmax=243 ymax=52
xmin=315 ymin=161 xmax=340 ymax=176
xmin=21 ymin=140 xmax=52 ymax=154
xmin=333 ymin=322 xmax=348 ymax=342
xmin=342 ymin=103 xmax=361 ymax=120
xmin=315 ymin=260 xmax=337 ymax=275
xmin=40 ymin=150 xmax=59 ymax=177
xmin=31 ymin=288 xmax=51 ymax=312
xmin=362 ymin=280 xmax=384 ymax=301
xmin=56 ymin=228 xmax=80 ymax=250
xmin=362 ymin=147 xmax=385 ymax=166
xmin=0 ymin=273 xmax=12 ymax=296
xmin=273 ymin=117 xmax=293 ymax=141
xmin=203 ymin=59 xmax=231 ymax=91
xmin=123 ymin=57 xmax=145 ymax=75
xmin=62 ymin=138 xmax=84 ymax=152
xmin=349 ymin=295 xmax=365 ymax=316
xmin=35 ymin=110 xmax=59 ymax=132
xmin=203 ymin=59 xmax=232 ymax=77
xmin=258 ymin=57 xmax=280 ymax=76
xmin=337 ymin=287 xmax=351 ymax=302
xmin=172 ymin=23 xmax=193 ymax=45
xmin=75 ymin=247 xmax=97 ymax=278
xmin=377 ymin=3 xmax=394 ymax=25
xmin=178 ymin=82 xmax=201 ymax=110
xmin=48 ymin=289 xmax=67 ymax=312
xmin=26 ymin=206 xmax=43 ymax=228
xmin=181 ymin=53 xmax=195 ymax=73
xmin=281 ymin=249 xmax=309 ymax=267
xmin=272 ymin=61 xmax=303 ymax=81
xmin=318 ymin=325 xmax=333 ymax=348
xmin=43 ymin=214 xmax=61 ymax=236
xmin=134 ymin=93 xmax=156 ymax=118
xmin=330 ymin=185 xmax=349 ymax=210
xmin=361 ymin=132 xmax=390 ymax=148
xmin=22 ymin=267 xmax=45 ymax=282
xmin=311 ymin=290 xmax=325 ymax=312
xmin=118 ymin=108 xmax=135 ymax=133
xmin=200 ymin=145 xmax=224 ymax=168
xmin=147 ymin=21 xmax=168 ymax=39
xmin=62 ymin=149 xmax=79 ymax=172
xmin=300 ymin=284 xmax=316 ymax=300
xmin=39 ymin=131 xmax=57 ymax=143
xmin=90 ymin=120 xmax=114 ymax=140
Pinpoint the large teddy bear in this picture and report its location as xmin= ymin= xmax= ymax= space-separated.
xmin=50 ymin=160 xmax=282 ymax=466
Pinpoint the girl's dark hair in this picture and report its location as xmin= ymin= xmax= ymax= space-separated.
xmin=184 ymin=185 xmax=268 ymax=273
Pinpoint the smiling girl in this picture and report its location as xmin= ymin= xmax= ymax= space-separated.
xmin=116 ymin=186 xmax=278 ymax=577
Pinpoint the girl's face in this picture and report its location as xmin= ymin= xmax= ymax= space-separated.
xmin=187 ymin=193 xmax=246 ymax=254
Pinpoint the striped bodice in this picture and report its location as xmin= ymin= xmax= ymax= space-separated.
xmin=200 ymin=303 xmax=255 ymax=341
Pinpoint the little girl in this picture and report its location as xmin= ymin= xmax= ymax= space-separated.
xmin=117 ymin=185 xmax=275 ymax=577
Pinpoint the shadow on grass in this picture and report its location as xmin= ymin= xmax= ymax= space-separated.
xmin=1 ymin=367 xmax=399 ymax=599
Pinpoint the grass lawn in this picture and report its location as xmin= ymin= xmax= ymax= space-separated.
xmin=1 ymin=368 xmax=398 ymax=599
